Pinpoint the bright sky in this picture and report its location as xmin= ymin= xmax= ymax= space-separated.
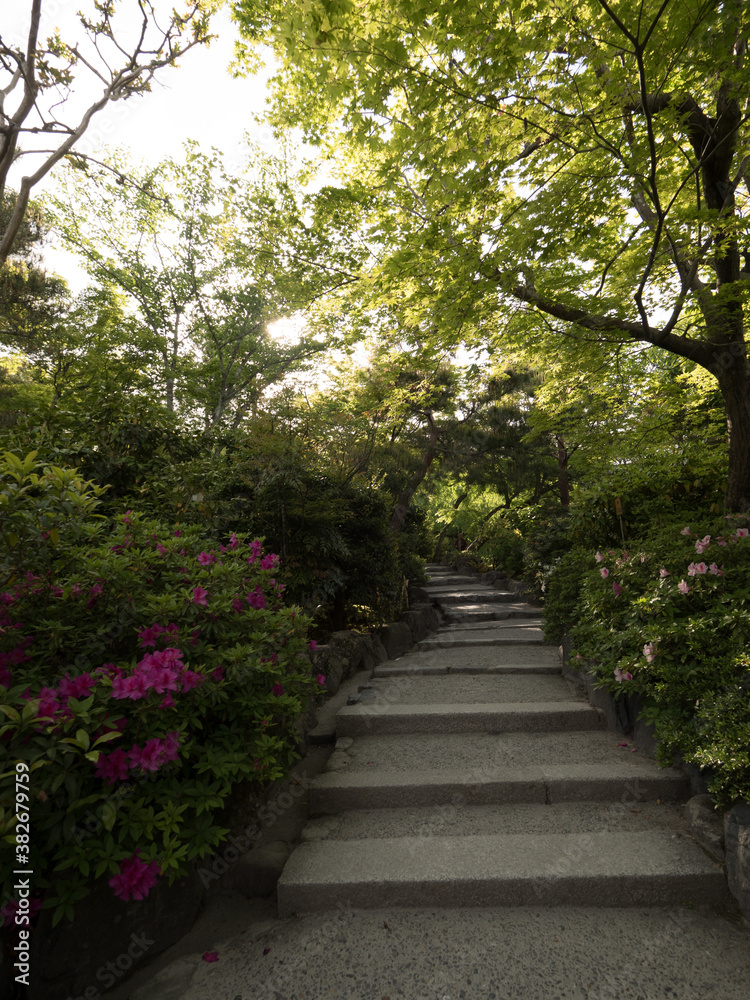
xmin=4 ymin=3 xmax=279 ymax=286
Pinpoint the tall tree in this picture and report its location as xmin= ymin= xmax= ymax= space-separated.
xmin=233 ymin=0 xmax=750 ymax=510
xmin=51 ymin=143 xmax=361 ymax=426
xmin=0 ymin=0 xmax=215 ymax=265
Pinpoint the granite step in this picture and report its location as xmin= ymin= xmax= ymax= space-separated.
xmin=335 ymin=700 xmax=605 ymax=737
xmin=277 ymin=829 xmax=728 ymax=915
xmin=418 ymin=624 xmax=548 ymax=648
xmin=375 ymin=643 xmax=561 ymax=675
xmin=425 ymin=589 xmax=520 ymax=603
xmin=352 ymin=672 xmax=579 ymax=705
xmin=441 ymin=606 xmax=542 ymax=624
xmin=309 ymin=761 xmax=689 ymax=813
xmin=302 ymin=799 xmax=695 ymax=841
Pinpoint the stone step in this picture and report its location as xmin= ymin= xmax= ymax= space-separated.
xmin=354 ymin=672 xmax=577 ymax=705
xmin=335 ymin=700 xmax=604 ymax=737
xmin=425 ymin=589 xmax=519 ymax=603
xmin=418 ymin=626 xmax=548 ymax=649
xmin=377 ymin=643 xmax=561 ymax=675
xmin=277 ymin=830 xmax=728 ymax=915
xmin=425 ymin=574 xmax=479 ymax=585
xmin=317 ymin=729 xmax=671 ymax=777
xmin=374 ymin=660 xmax=561 ymax=677
xmin=302 ymin=800 xmax=692 ymax=841
xmin=441 ymin=606 xmax=541 ymax=624
xmin=309 ymin=762 xmax=689 ymax=813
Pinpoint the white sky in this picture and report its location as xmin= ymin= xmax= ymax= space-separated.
xmin=4 ymin=2 xmax=279 ymax=286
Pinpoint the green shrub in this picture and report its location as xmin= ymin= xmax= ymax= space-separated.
xmin=0 ymin=453 xmax=319 ymax=926
xmin=570 ymin=514 xmax=750 ymax=806
xmin=543 ymin=546 xmax=595 ymax=643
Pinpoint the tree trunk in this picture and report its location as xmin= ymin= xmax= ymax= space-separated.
xmin=433 ymin=491 xmax=468 ymax=560
xmin=715 ymin=357 xmax=750 ymax=512
xmin=389 ymin=411 xmax=440 ymax=535
xmin=555 ymin=434 xmax=570 ymax=509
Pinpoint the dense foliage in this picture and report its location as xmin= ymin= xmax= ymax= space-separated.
xmin=558 ymin=517 xmax=750 ymax=806
xmin=0 ymin=452 xmax=320 ymax=924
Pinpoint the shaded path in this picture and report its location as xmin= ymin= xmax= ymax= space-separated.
xmin=118 ymin=565 xmax=750 ymax=1000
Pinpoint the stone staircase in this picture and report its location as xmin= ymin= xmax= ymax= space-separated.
xmin=276 ymin=564 xmax=729 ymax=917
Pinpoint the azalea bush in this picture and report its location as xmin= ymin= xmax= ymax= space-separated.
xmin=0 ymin=452 xmax=321 ymax=927
xmin=567 ymin=514 xmax=750 ymax=806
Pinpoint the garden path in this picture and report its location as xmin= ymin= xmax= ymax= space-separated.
xmin=116 ymin=565 xmax=750 ymax=1000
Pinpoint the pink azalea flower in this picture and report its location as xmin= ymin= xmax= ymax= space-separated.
xmin=140 ymin=664 xmax=180 ymax=694
xmin=229 ymin=533 xmax=239 ymax=549
xmin=192 ymin=586 xmax=209 ymax=607
xmin=109 ymin=853 xmax=161 ymax=901
xmin=95 ymin=747 xmax=130 ymax=784
xmin=594 ymin=551 xmax=604 ymax=562
xmin=317 ymin=674 xmax=326 ymax=686
xmin=309 ymin=640 xmax=318 ymax=651
xmin=231 ymin=597 xmax=245 ymax=614
xmin=197 ymin=551 xmax=216 ymax=566
xmin=156 ymin=543 xmax=168 ymax=556
xmin=129 ymin=733 xmax=180 ymax=772
xmin=180 ymin=670 xmax=204 ymax=692
xmin=58 ymin=672 xmax=95 ymax=702
xmin=600 ymin=567 xmax=609 ymax=578
xmin=271 ymin=683 xmax=285 ymax=697
xmin=614 ymin=668 xmax=633 ymax=683
xmin=717 ymin=537 xmax=727 ymax=547
xmin=174 ymin=529 xmax=182 ymax=537
xmin=677 ymin=580 xmax=690 ymax=594
xmin=659 ymin=568 xmax=670 ymax=578
xmin=708 ymin=562 xmax=724 ymax=576
xmin=159 ymin=693 xmax=176 ymax=709
xmin=612 ymin=581 xmax=622 ymax=595
xmin=247 ymin=587 xmax=267 ymax=610
xmin=203 ymin=951 xmax=219 ymax=963
xmin=642 ymin=643 xmax=655 ymax=663
xmin=111 ymin=672 xmax=151 ymax=700
xmin=211 ymin=666 xmax=225 ymax=681
xmin=736 ymin=528 xmax=749 ymax=538
xmin=680 ymin=526 xmax=691 ymax=535
xmin=138 ymin=624 xmax=164 ymax=648
xmin=687 ymin=562 xmax=708 ymax=577
xmin=260 ymin=553 xmax=280 ymax=570
xmin=249 ymin=539 xmax=263 ymax=563
xmin=36 ymin=686 xmax=62 ymax=720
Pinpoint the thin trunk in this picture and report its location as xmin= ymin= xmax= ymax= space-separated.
xmin=433 ymin=491 xmax=469 ymax=561
xmin=165 ymin=308 xmax=181 ymax=413
xmin=555 ymin=434 xmax=570 ymax=509
xmin=389 ymin=411 xmax=439 ymax=535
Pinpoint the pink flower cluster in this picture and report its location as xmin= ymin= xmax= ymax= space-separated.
xmin=109 ymin=647 xmax=203 ymax=703
xmin=137 ymin=622 xmax=179 ymax=648
xmin=109 ymin=852 xmax=161 ymax=901
xmin=95 ymin=731 xmax=180 ymax=784
xmin=22 ymin=671 xmax=96 ymax=725
xmin=687 ymin=562 xmax=723 ymax=577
